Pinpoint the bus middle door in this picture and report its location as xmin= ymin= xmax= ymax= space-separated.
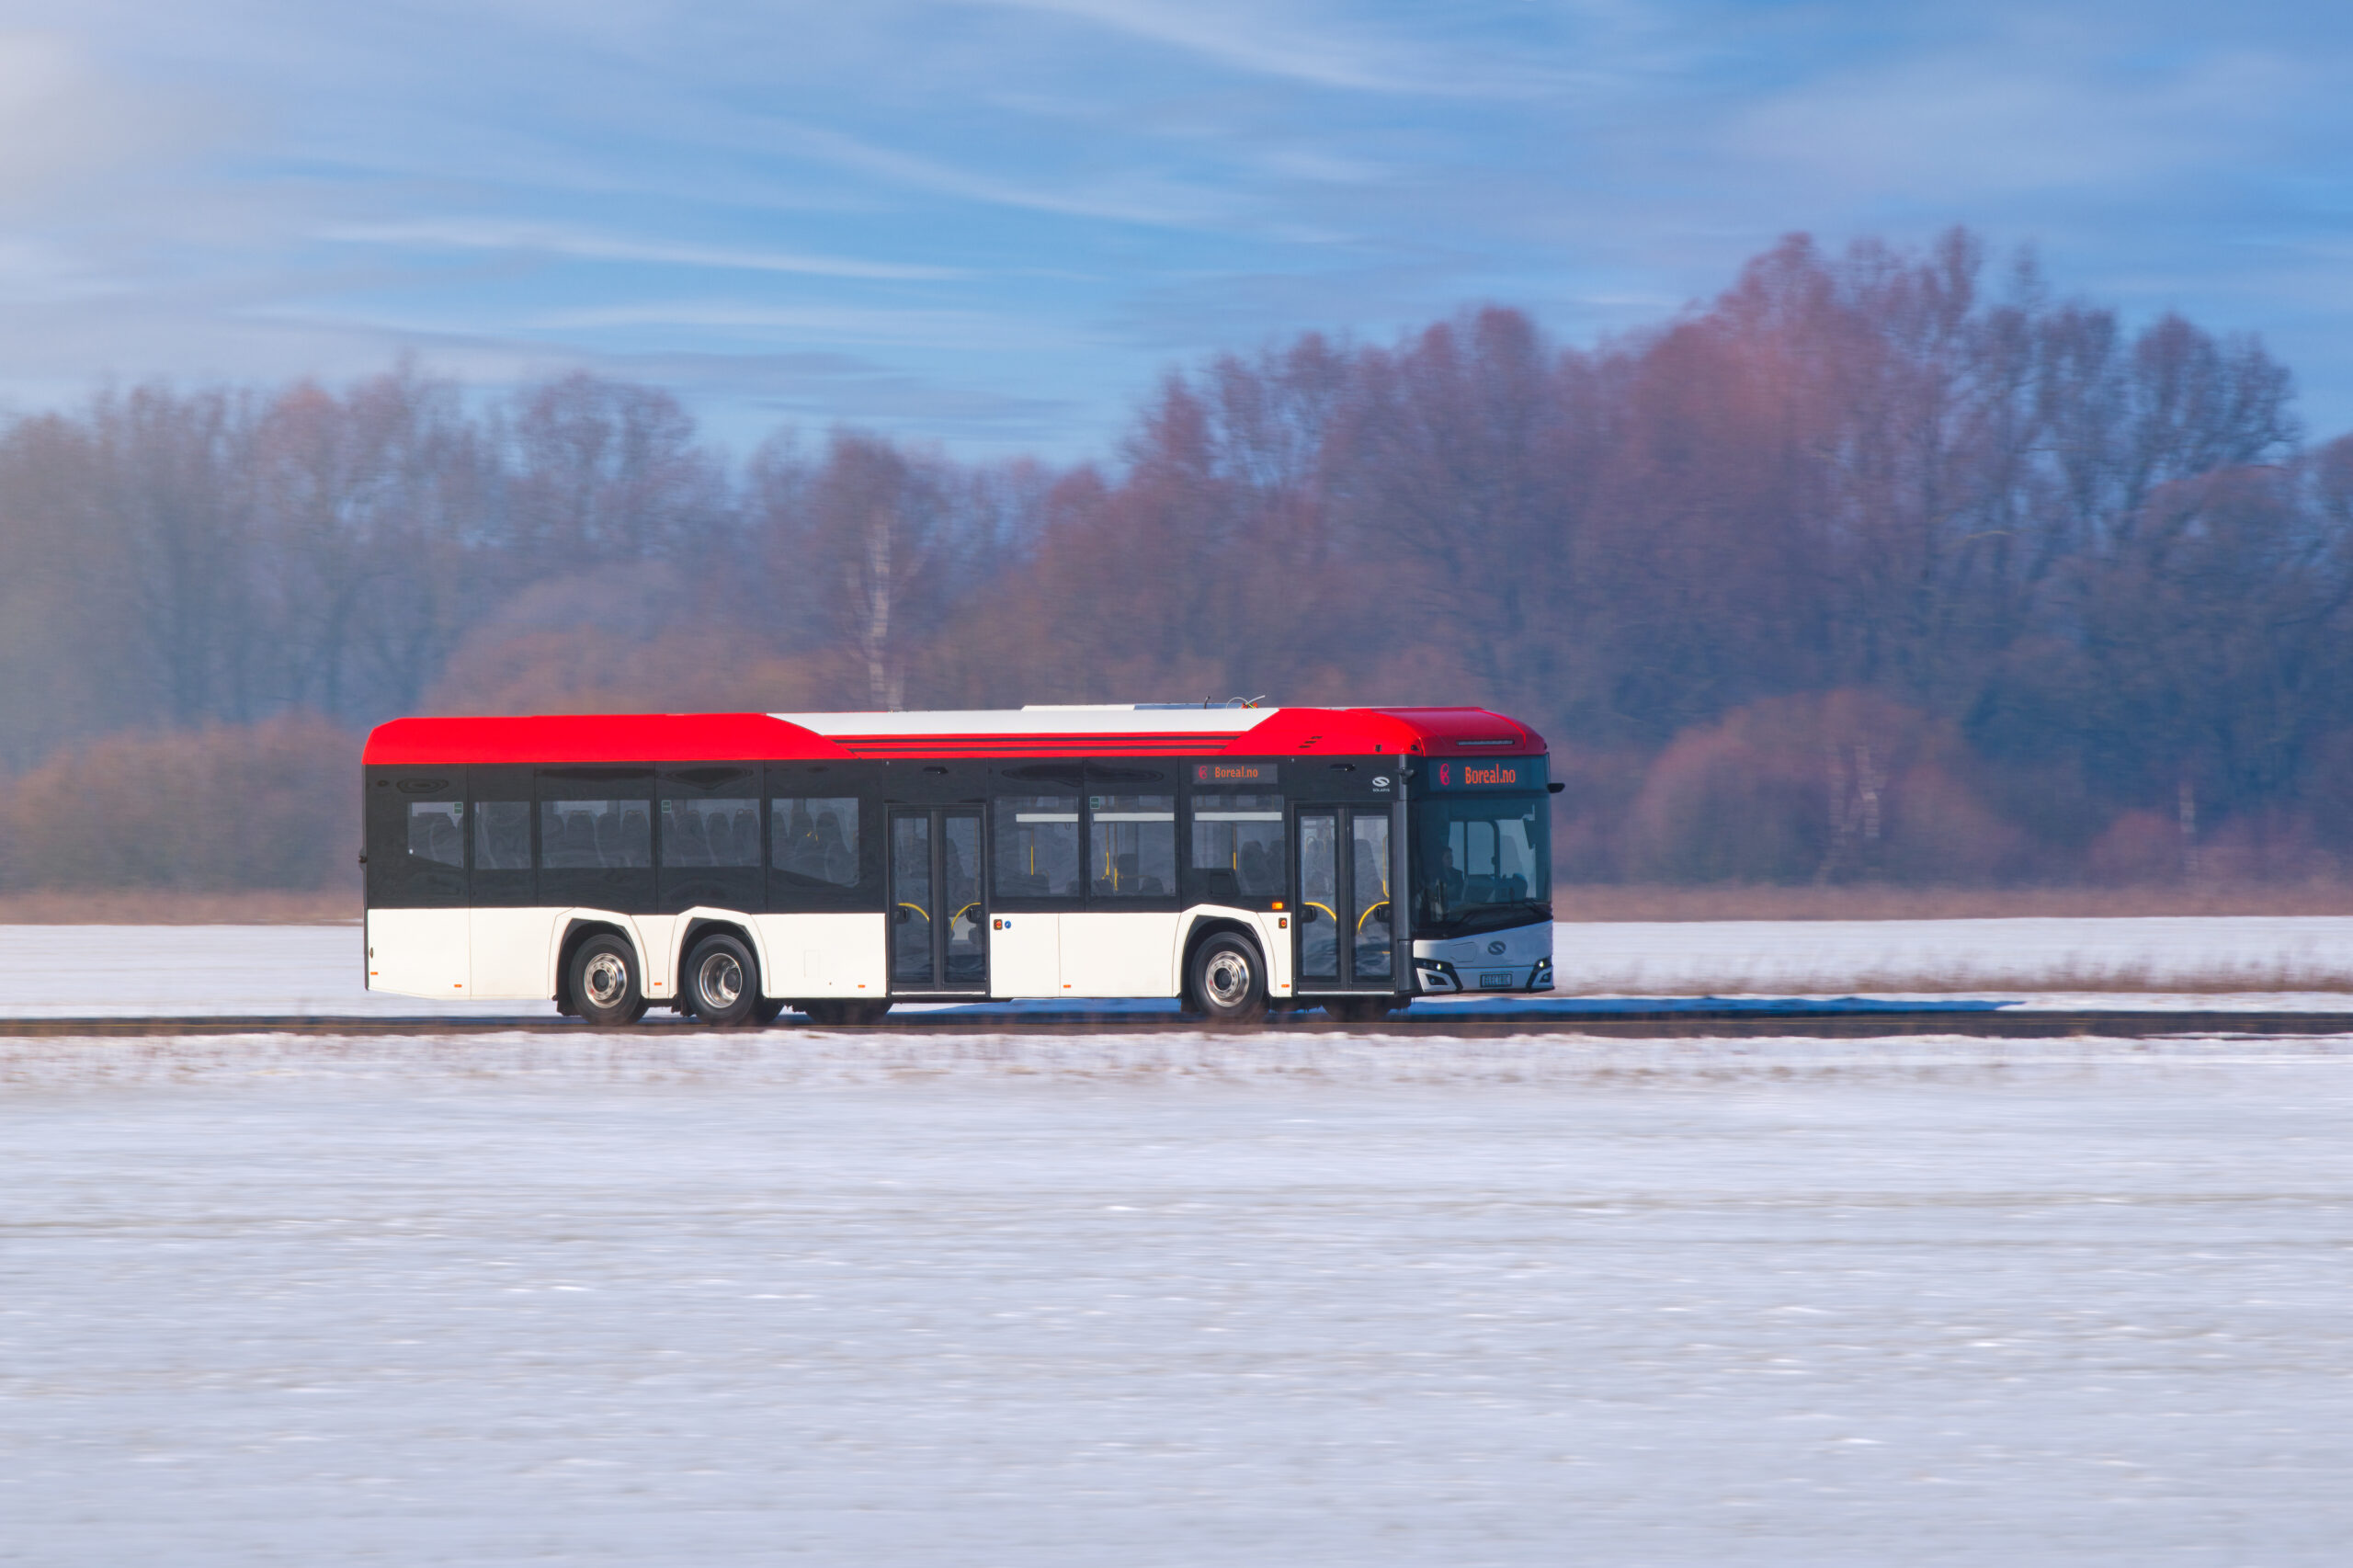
xmin=888 ymin=806 xmax=988 ymax=994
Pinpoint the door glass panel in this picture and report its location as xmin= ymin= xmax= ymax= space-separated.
xmin=943 ymin=814 xmax=985 ymax=987
xmin=1350 ymin=813 xmax=1393 ymax=981
xmin=1298 ymin=812 xmax=1339 ymax=982
xmin=892 ymin=814 xmax=933 ymax=985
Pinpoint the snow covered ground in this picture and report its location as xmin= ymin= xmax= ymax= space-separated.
xmin=3 ymin=917 xmax=2350 ymax=1017
xmin=4 ymin=1028 xmax=2349 ymax=1564
xmin=1552 ymin=915 xmax=2353 ymax=997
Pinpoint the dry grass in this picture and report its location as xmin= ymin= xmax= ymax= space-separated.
xmin=1553 ymin=883 xmax=2353 ymax=922
xmin=0 ymin=890 xmax=358 ymax=924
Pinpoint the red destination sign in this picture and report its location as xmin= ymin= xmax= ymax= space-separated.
xmin=1432 ymin=759 xmax=1540 ymax=790
xmin=1194 ymin=762 xmax=1278 ymax=784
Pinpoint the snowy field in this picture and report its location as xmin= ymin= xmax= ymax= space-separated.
xmin=4 ymin=1028 xmax=2350 ymax=1565
xmin=2 ymin=917 xmax=2350 ymax=1017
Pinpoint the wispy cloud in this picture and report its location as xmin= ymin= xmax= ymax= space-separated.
xmin=322 ymin=219 xmax=965 ymax=281
xmin=525 ymin=298 xmax=1092 ymax=352
xmin=945 ymin=0 xmax=1542 ymax=97
xmin=1729 ymin=24 xmax=2318 ymax=199
xmin=756 ymin=119 xmax=1234 ymax=229
xmin=1 ymin=0 xmax=2350 ymax=450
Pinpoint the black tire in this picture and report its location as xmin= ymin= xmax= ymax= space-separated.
xmin=801 ymin=999 xmax=893 ymax=1027
xmin=1188 ymin=933 xmax=1267 ymax=1026
xmin=682 ymin=932 xmax=760 ymax=1027
xmin=569 ymin=934 xmax=648 ymax=1028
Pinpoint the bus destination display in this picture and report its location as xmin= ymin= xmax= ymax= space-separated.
xmin=1428 ymin=757 xmax=1545 ymax=790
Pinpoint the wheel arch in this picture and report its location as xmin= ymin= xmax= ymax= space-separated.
xmin=554 ymin=918 xmax=639 ymax=1011
xmin=1179 ymin=914 xmax=1263 ymax=999
xmin=676 ymin=916 xmax=765 ymax=997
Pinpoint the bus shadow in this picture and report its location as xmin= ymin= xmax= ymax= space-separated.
xmin=902 ymin=994 xmax=2019 ymax=1024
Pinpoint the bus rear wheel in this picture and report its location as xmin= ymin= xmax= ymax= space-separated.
xmin=683 ymin=933 xmax=760 ymax=1028
xmin=570 ymin=934 xmax=648 ymax=1028
xmin=1188 ymin=934 xmax=1267 ymax=1026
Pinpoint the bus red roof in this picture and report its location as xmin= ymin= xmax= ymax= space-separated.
xmin=362 ymin=706 xmax=1544 ymax=767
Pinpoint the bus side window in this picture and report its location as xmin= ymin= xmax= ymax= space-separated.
xmin=994 ymin=794 xmax=1080 ymax=897
xmin=408 ymin=801 xmax=464 ymax=869
xmin=1090 ymin=795 xmax=1174 ymax=896
xmin=539 ymin=800 xmax=651 ymax=869
xmin=473 ymin=801 xmax=530 ymax=869
xmin=665 ymin=797 xmax=762 ymax=869
xmin=368 ymin=773 xmax=467 ymax=908
xmin=772 ymin=796 xmax=861 ymax=888
xmin=1191 ymin=793 xmax=1284 ymax=899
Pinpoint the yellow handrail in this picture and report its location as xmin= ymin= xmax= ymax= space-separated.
xmin=1304 ymin=902 xmax=1338 ymax=925
xmin=896 ymin=902 xmax=930 ymax=921
xmin=1357 ymin=899 xmax=1390 ymax=933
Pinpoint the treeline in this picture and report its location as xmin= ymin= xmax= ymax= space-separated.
xmin=5 ymin=227 xmax=2352 ymax=890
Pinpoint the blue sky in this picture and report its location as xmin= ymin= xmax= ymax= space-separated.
xmin=0 ymin=0 xmax=2347 ymax=457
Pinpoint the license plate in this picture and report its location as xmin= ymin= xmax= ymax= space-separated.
xmin=1479 ymin=971 xmax=1514 ymax=988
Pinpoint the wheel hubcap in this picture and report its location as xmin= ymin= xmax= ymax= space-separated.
xmin=1206 ymin=951 xmax=1251 ymax=1006
xmin=584 ymin=952 xmax=629 ymax=1007
xmin=699 ymin=952 xmax=743 ymax=1008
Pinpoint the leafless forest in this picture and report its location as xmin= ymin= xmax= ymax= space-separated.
xmin=5 ymin=230 xmax=2350 ymax=893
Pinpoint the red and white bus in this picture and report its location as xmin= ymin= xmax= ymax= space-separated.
xmin=362 ymin=704 xmax=1556 ymax=1025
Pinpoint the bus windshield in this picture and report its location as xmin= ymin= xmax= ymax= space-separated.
xmin=1412 ymin=793 xmax=1551 ymax=937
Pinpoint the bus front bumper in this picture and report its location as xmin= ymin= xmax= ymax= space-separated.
xmin=1412 ymin=956 xmax=1553 ymax=994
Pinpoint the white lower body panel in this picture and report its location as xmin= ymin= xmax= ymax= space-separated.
xmin=369 ymin=903 xmax=1312 ymax=1006
xmin=366 ymin=908 xmax=470 ymax=999
xmin=468 ymin=907 xmax=563 ymax=1001
xmin=1056 ymin=911 xmax=1184 ymax=998
xmin=752 ymin=912 xmax=887 ymax=998
xmin=988 ymin=913 xmax=1061 ymax=998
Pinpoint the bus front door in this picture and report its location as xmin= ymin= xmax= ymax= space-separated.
xmin=1294 ymin=807 xmax=1396 ymax=993
xmin=889 ymin=807 xmax=988 ymax=994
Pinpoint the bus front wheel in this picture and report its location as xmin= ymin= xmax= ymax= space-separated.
xmin=1188 ymin=934 xmax=1267 ymax=1026
xmin=570 ymin=934 xmax=649 ymax=1028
